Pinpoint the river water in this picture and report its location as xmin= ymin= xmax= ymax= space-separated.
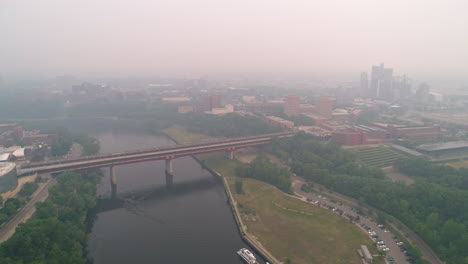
xmin=87 ymin=130 xmax=259 ymax=264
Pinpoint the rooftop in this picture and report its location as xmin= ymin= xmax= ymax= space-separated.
xmin=0 ymin=162 xmax=15 ymax=175
xmin=417 ymin=141 xmax=468 ymax=152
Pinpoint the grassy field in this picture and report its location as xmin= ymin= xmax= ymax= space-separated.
xmin=352 ymin=146 xmax=405 ymax=168
xmin=162 ymin=125 xmax=215 ymax=144
xmin=228 ymin=178 xmax=384 ymax=264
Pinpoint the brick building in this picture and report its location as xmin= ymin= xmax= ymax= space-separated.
xmin=331 ymin=129 xmax=368 ymax=145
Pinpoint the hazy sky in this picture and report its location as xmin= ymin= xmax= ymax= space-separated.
xmin=1 ymin=0 xmax=468 ymax=79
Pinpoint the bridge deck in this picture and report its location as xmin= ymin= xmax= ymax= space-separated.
xmin=19 ymin=132 xmax=294 ymax=175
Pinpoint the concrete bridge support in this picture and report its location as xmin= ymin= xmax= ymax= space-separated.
xmin=165 ymin=159 xmax=174 ymax=186
xmin=110 ymin=166 xmax=117 ymax=198
xmin=225 ymin=150 xmax=234 ymax=160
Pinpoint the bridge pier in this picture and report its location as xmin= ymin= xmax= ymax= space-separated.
xmin=225 ymin=150 xmax=235 ymax=160
xmin=165 ymin=159 xmax=174 ymax=186
xmin=110 ymin=166 xmax=117 ymax=198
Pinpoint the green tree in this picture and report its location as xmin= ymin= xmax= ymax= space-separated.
xmin=235 ymin=179 xmax=244 ymax=194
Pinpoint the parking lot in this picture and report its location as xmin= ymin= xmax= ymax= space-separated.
xmin=292 ymin=176 xmax=415 ymax=264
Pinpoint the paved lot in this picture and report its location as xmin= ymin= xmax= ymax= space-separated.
xmin=291 ymin=175 xmax=418 ymax=264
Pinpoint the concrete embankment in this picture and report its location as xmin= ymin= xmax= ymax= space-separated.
xmin=221 ymin=176 xmax=281 ymax=264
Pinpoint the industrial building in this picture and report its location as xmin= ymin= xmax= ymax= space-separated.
xmin=416 ymin=141 xmax=468 ymax=156
xmin=0 ymin=163 xmax=18 ymax=194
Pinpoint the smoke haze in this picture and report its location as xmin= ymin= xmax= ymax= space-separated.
xmin=1 ymin=0 xmax=467 ymax=79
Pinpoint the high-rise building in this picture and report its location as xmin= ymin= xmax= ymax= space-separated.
xmin=360 ymin=72 xmax=369 ymax=97
xmin=370 ymin=64 xmax=393 ymax=100
xmin=392 ymin=75 xmax=412 ymax=100
xmin=315 ymin=98 xmax=335 ymax=119
xmin=203 ymin=95 xmax=221 ymax=111
xmin=415 ymin=83 xmax=430 ymax=104
xmin=284 ymin=95 xmax=301 ymax=116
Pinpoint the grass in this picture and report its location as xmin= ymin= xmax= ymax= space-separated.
xmin=228 ymin=178 xmax=384 ymax=264
xmin=162 ymin=125 xmax=213 ymax=144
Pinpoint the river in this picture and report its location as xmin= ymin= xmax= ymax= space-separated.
xmin=86 ymin=130 xmax=260 ymax=264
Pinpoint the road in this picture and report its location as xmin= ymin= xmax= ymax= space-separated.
xmin=0 ymin=177 xmax=57 ymax=243
xmin=291 ymin=175 xmax=442 ymax=264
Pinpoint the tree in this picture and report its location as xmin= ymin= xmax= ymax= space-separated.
xmin=235 ymin=179 xmax=243 ymax=194
xmin=18 ymin=182 xmax=38 ymax=197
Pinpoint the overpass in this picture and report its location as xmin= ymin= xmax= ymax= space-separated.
xmin=19 ymin=132 xmax=294 ymax=196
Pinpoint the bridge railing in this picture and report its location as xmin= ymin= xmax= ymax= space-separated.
xmin=20 ymin=131 xmax=294 ymax=169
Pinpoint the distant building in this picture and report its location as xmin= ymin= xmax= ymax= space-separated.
xmin=245 ymin=102 xmax=274 ymax=115
xmin=390 ymin=125 xmax=442 ymax=141
xmin=161 ymin=97 xmax=191 ymax=103
xmin=242 ymin=96 xmax=256 ymax=103
xmin=415 ymin=83 xmax=430 ymax=104
xmin=22 ymin=134 xmax=57 ymax=146
xmin=0 ymin=124 xmax=24 ymax=147
xmin=209 ymin=104 xmax=234 ymax=115
xmin=331 ymin=129 xmax=368 ymax=145
xmin=315 ymin=98 xmax=335 ymax=119
xmin=284 ymin=95 xmax=301 ymax=116
xmin=303 ymin=114 xmax=328 ymax=126
xmin=0 ymin=162 xmax=18 ymax=194
xmin=374 ymin=123 xmax=443 ymax=141
xmin=360 ymin=72 xmax=369 ymax=97
xmin=178 ymin=105 xmax=194 ymax=113
xmin=392 ymin=75 xmax=412 ymax=100
xmin=265 ymin=116 xmax=294 ymax=129
xmin=297 ymin=126 xmax=332 ymax=139
xmin=299 ymin=104 xmax=316 ymax=114
xmin=370 ymin=64 xmax=393 ymax=100
xmin=203 ymin=95 xmax=221 ymax=111
xmin=416 ymin=141 xmax=468 ymax=156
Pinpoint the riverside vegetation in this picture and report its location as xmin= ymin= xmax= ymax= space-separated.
xmin=0 ymin=170 xmax=102 ymax=264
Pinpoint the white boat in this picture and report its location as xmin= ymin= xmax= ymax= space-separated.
xmin=237 ymin=248 xmax=257 ymax=264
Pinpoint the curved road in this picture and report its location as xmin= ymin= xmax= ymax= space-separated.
xmin=291 ymin=175 xmax=442 ymax=264
xmin=0 ymin=178 xmax=56 ymax=243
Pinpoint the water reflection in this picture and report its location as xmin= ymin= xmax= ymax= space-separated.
xmin=97 ymin=177 xmax=222 ymax=214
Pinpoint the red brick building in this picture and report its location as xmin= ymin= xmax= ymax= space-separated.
xmin=331 ymin=129 xmax=368 ymax=145
xmin=315 ymin=98 xmax=335 ymax=119
xmin=284 ymin=95 xmax=301 ymax=116
xmin=203 ymin=95 xmax=221 ymax=111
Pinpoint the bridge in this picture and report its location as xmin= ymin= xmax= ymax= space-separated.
xmin=19 ymin=132 xmax=294 ymax=196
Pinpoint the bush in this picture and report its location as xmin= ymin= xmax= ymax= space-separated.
xmin=235 ymin=179 xmax=244 ymax=194
xmin=18 ymin=182 xmax=38 ymax=197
